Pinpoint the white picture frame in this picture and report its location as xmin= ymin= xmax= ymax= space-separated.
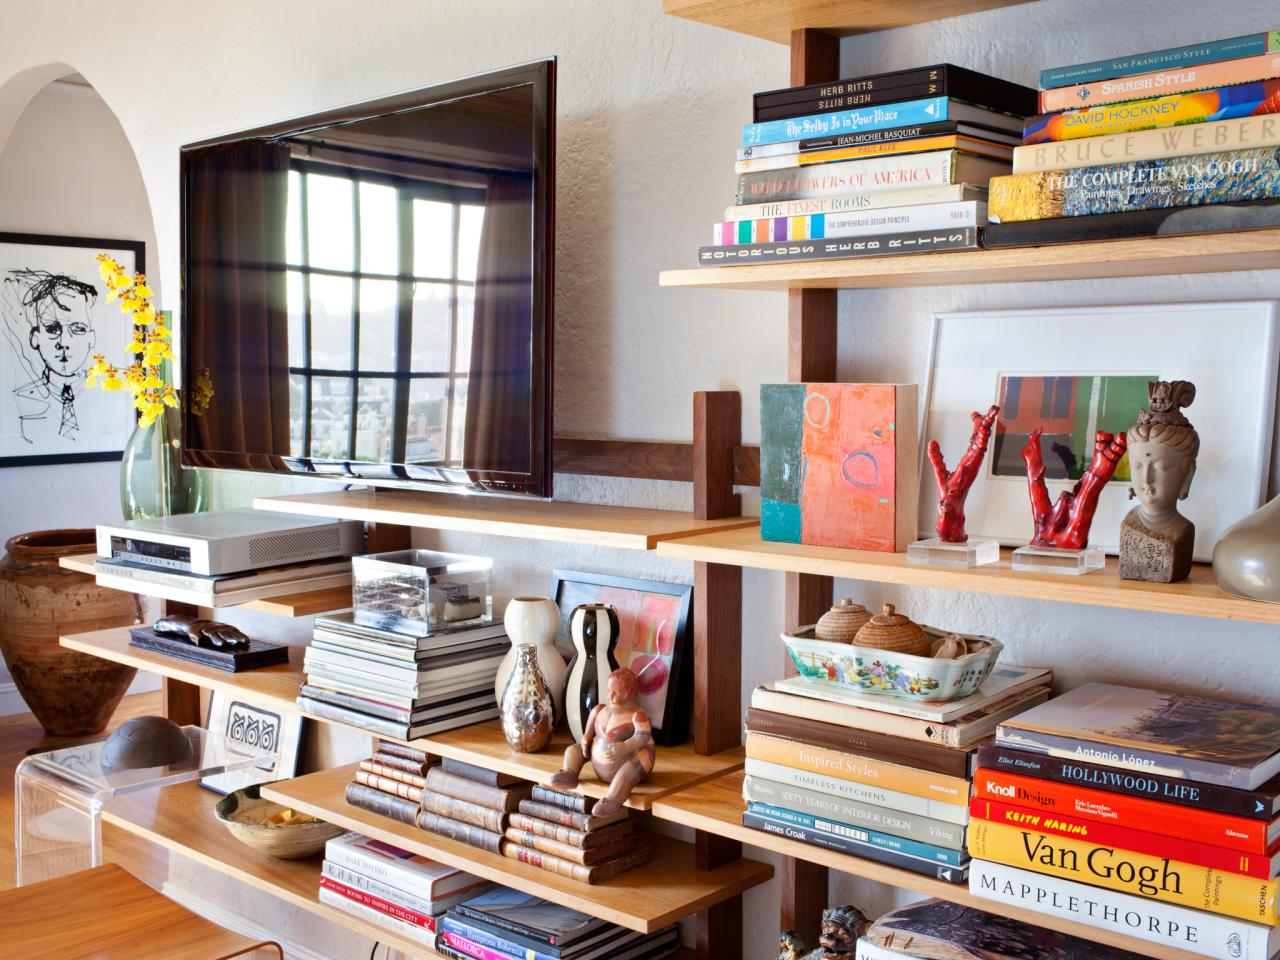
xmin=920 ymin=302 xmax=1278 ymax=560
xmin=199 ymin=692 xmax=305 ymax=795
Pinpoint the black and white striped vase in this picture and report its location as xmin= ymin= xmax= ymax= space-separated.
xmin=562 ymin=603 xmax=620 ymax=742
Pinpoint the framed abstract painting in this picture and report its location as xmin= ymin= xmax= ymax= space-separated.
xmin=0 ymin=233 xmax=143 ymax=467
xmin=550 ymin=570 xmax=693 ymax=746
xmin=921 ymin=302 xmax=1278 ymax=559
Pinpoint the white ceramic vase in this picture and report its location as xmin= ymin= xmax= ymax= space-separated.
xmin=495 ymin=596 xmax=565 ymax=717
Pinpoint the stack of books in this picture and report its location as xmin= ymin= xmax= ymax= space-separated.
xmin=698 ymin=64 xmax=1036 ymax=267
xmin=968 ymin=682 xmax=1280 ymax=960
xmin=439 ymin=888 xmax=681 ymax=960
xmin=320 ymin=830 xmax=489 ymax=951
xmin=344 ymin=748 xmax=651 ymax=885
xmin=741 ymin=664 xmax=1052 ymax=884
xmin=295 ymin=611 xmax=506 ymax=739
xmin=987 ymin=28 xmax=1280 ymax=247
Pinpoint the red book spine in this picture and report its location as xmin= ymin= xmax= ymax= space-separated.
xmin=319 ymin=876 xmax=438 ymax=930
xmin=970 ymin=796 xmax=1278 ymax=880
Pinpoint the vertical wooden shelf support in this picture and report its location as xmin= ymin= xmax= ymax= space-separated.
xmin=161 ymin=600 xmax=203 ymax=725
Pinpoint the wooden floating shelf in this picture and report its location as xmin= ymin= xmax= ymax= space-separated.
xmin=659 ymin=228 xmax=1280 ymax=291
xmin=254 ymin=489 xmax=756 ymax=551
xmin=263 ymin=764 xmax=773 ymax=933
xmin=103 ymin=782 xmax=444 ymax=959
xmin=662 ymin=0 xmax=1031 ymax=43
xmin=655 ymin=524 xmax=1280 ymax=624
xmin=651 ymin=772 xmax=1208 ymax=960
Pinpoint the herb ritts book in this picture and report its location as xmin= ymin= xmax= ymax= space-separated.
xmin=996 ymin=683 xmax=1280 ymax=790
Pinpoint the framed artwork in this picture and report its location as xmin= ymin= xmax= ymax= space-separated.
xmin=920 ymin=302 xmax=1279 ymax=559
xmin=550 ymin=570 xmax=693 ymax=746
xmin=0 ymin=232 xmax=143 ymax=467
xmin=199 ymin=692 xmax=305 ymax=795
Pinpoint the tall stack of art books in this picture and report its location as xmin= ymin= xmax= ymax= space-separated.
xmin=967 ymin=683 xmax=1280 ymax=960
xmin=740 ymin=665 xmax=1052 ymax=884
xmin=987 ymin=28 xmax=1280 ymax=246
xmin=698 ymin=65 xmax=1035 ymax=265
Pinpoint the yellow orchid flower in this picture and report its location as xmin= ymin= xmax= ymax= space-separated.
xmin=101 ymin=373 xmax=125 ymax=391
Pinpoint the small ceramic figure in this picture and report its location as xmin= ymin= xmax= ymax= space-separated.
xmin=1022 ymin=427 xmax=1128 ymax=549
xmin=816 ymin=905 xmax=871 ymax=960
xmin=550 ymin=666 xmax=655 ymax=816
xmin=499 ymin=645 xmax=556 ymax=753
xmin=1120 ymin=380 xmax=1198 ymax=583
xmin=153 ymin=614 xmax=250 ymax=649
xmin=562 ymin=603 xmax=620 ymax=742
xmin=495 ymin=596 xmax=566 ymax=715
xmin=927 ymin=405 xmax=999 ymax=543
xmin=777 ymin=931 xmax=806 ymax=960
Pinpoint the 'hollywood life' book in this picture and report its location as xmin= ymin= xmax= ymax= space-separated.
xmin=996 ymin=682 xmax=1280 ymax=789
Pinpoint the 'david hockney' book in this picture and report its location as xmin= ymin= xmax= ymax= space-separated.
xmin=996 ymin=682 xmax=1280 ymax=789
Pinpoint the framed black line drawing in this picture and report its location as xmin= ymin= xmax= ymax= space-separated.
xmin=199 ymin=692 xmax=305 ymax=795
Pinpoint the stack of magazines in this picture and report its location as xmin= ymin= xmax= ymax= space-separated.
xmin=295 ymin=612 xmax=507 ymax=739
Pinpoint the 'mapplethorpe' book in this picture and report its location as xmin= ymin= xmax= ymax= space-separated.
xmin=996 ymin=682 xmax=1280 ymax=790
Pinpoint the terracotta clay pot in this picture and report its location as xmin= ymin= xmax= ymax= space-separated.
xmin=0 ymin=530 xmax=141 ymax=735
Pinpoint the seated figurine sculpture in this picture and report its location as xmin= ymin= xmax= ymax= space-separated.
xmin=153 ymin=614 xmax=251 ymax=649
xmin=550 ymin=667 xmax=655 ymax=816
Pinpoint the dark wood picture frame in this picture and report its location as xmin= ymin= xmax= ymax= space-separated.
xmin=550 ymin=569 xmax=694 ymax=747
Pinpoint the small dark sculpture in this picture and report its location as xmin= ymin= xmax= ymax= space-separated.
xmin=550 ymin=666 xmax=655 ymax=816
xmin=777 ymin=930 xmax=806 ymax=960
xmin=101 ymin=715 xmax=192 ymax=769
xmin=154 ymin=614 xmax=251 ymax=649
xmin=928 ymin=405 xmax=999 ymax=543
xmin=817 ymin=904 xmax=871 ymax=959
xmin=1022 ymin=428 xmax=1127 ymax=549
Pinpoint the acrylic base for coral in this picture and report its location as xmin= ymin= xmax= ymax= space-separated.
xmin=906 ymin=537 xmax=1000 ymax=568
xmin=1011 ymin=544 xmax=1105 ymax=576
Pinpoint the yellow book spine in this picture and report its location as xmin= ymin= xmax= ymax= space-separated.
xmin=967 ymin=819 xmax=1279 ymax=926
xmin=793 ymin=135 xmax=961 ymax=165
xmin=744 ymin=733 xmax=969 ymax=805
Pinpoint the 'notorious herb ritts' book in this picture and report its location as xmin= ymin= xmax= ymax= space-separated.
xmin=996 ymin=682 xmax=1280 ymax=789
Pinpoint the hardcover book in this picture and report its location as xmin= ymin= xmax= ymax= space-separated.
xmin=739 ymin=122 xmax=1018 ymax=160
xmin=724 ymin=183 xmax=985 ymax=221
xmin=1040 ymin=29 xmax=1280 ymax=89
xmin=450 ymin=887 xmax=609 ymax=948
xmin=742 ymin=97 xmax=1021 ymax=148
xmin=996 ymin=683 xmax=1280 ymax=789
xmin=317 ymin=886 xmax=442 ymax=948
xmin=748 ymin=801 xmax=967 ymax=866
xmin=983 ymin=201 xmax=1280 ymax=248
xmin=1040 ymin=51 xmax=1280 ymax=113
xmin=499 ymin=838 xmax=650 ymax=884
xmin=734 ymin=134 xmax=1011 ymax=173
xmin=442 ymin=757 xmax=524 ymax=788
xmin=506 ymin=813 xmax=634 ymax=849
xmin=516 ymin=798 xmax=629 ymax=833
xmin=439 ymin=913 xmax=639 ymax=960
xmin=699 ymin=229 xmax=977 ymax=265
xmin=358 ymin=759 xmax=427 ymax=789
xmin=354 ymin=768 xmax=423 ymax=802
xmin=297 ymin=695 xmax=500 ymax=740
xmin=713 ymin=201 xmax=984 ymax=247
xmin=426 ymin=767 xmax=534 ymax=812
xmin=324 ymin=831 xmax=481 ymax=900
xmin=735 ymin=150 xmax=1007 ymax=204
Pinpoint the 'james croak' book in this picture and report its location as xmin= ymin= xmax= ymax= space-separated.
xmin=996 ymin=682 xmax=1280 ymax=789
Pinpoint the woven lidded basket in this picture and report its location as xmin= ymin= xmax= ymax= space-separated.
xmin=852 ymin=603 xmax=931 ymax=657
xmin=814 ymin=598 xmax=871 ymax=642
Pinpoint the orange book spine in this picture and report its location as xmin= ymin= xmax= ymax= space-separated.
xmin=745 ymin=733 xmax=969 ymax=805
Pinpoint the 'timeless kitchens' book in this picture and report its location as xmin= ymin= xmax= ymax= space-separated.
xmin=996 ymin=682 xmax=1280 ymax=790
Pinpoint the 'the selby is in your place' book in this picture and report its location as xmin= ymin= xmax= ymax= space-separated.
xmin=997 ymin=682 xmax=1280 ymax=790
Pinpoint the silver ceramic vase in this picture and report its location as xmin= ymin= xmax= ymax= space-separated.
xmin=499 ymin=644 xmax=555 ymax=752
xmin=1213 ymin=494 xmax=1280 ymax=603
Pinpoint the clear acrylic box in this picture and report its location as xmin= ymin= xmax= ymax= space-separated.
xmin=15 ymin=725 xmax=274 ymax=886
xmin=351 ymin=548 xmax=493 ymax=637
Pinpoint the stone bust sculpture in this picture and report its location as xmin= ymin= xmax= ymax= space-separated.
xmin=1119 ymin=380 xmax=1198 ymax=583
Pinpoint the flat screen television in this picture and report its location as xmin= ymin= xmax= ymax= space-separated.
xmin=180 ymin=59 xmax=555 ymax=498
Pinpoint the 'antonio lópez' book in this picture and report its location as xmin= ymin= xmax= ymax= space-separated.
xmin=995 ymin=683 xmax=1280 ymax=790
xmin=970 ymin=859 xmax=1280 ymax=960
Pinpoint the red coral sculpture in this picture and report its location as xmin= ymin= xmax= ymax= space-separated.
xmin=1022 ymin=427 xmax=1128 ymax=550
xmin=927 ymin=405 xmax=1000 ymax=543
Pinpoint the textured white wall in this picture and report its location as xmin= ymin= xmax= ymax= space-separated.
xmin=0 ymin=0 xmax=1278 ymax=956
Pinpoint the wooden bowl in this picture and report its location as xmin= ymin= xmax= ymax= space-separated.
xmin=214 ymin=784 xmax=344 ymax=859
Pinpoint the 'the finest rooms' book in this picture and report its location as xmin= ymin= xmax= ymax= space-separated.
xmin=996 ymin=682 xmax=1280 ymax=790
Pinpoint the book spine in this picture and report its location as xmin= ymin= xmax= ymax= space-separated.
xmin=1023 ymin=79 xmax=1280 ymax=145
xmin=371 ymin=751 xmax=430 ymax=774
xmin=417 ymin=808 xmax=504 ymax=853
xmin=356 ymin=769 xmax=424 ymax=802
xmin=973 ymin=768 xmax=1270 ymax=852
xmin=977 ymin=743 xmax=1279 ymax=820
xmin=743 ymin=810 xmax=967 ymax=883
xmin=321 ymin=862 xmax=440 ymax=919
xmin=500 ymin=839 xmax=592 ymax=883
xmin=501 ymin=826 xmax=631 ymax=865
xmin=359 ymin=760 xmax=426 ymax=788
xmin=319 ymin=875 xmax=437 ymax=929
xmin=753 ymin=81 xmax=953 ymax=122
xmin=530 ymin=784 xmax=593 ymax=813
xmin=1012 ymin=113 xmax=1280 ymax=173
xmin=753 ymin=66 xmax=945 ymax=113
xmin=749 ymin=801 xmax=966 ymax=866
xmin=375 ymin=739 xmax=431 ymax=762
xmin=451 ymin=905 xmax=560 ymax=950
xmin=970 ymin=859 xmax=1279 ymax=960
xmin=989 ymin=147 xmax=1280 ymax=224
xmin=316 ymin=887 xmax=440 ymax=948
xmin=300 ymin=684 xmax=407 ymax=720
xmin=751 ymin=687 xmax=963 ymax=747
xmin=743 ymin=775 xmax=967 ymax=849
xmin=744 ymin=758 xmax=970 ymax=825
xmin=426 ymin=767 xmax=531 ymax=812
xmin=735 ymin=135 xmax=992 ymax=172
xmin=743 ymin=707 xmax=972 ymax=776
xmin=983 ymin=200 xmax=1280 ymax=247
xmin=995 ymin=725 xmax=1260 ymax=789
xmin=440 ymin=916 xmax=555 ymax=960
xmin=714 ymin=202 xmax=982 ymax=245
xmin=419 ymin=787 xmax=507 ymax=832
xmin=742 ymin=97 xmax=952 ymax=148
xmin=1041 ymin=51 xmax=1280 ymax=113
xmin=516 ymin=799 xmax=618 ymax=832
xmin=1040 ymin=31 xmax=1280 ymax=89
xmin=725 ymin=184 xmax=982 ymax=221
xmin=324 ymin=836 xmax=452 ymax=898
xmin=506 ymin=812 xmax=593 ymax=846
xmin=745 ymin=733 xmax=970 ymax=805
xmin=736 ymin=150 xmax=959 ymax=204
xmin=966 ymin=819 xmax=1279 ymax=923
xmin=971 ymin=797 xmax=1276 ymax=879
xmin=345 ymin=781 xmax=420 ymax=826
xmin=698 ymin=228 xmax=977 ymax=266
xmin=442 ymin=757 xmax=516 ymax=787
xmin=740 ymin=121 xmax=974 ymax=159
xmin=297 ymin=698 xmax=415 ymax=740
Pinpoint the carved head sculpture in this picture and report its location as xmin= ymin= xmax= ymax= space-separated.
xmin=605 ymin=666 xmax=640 ymax=708
xmin=1128 ymin=380 xmax=1199 ymax=521
xmin=777 ymin=930 xmax=806 ymax=960
xmin=818 ymin=904 xmax=871 ymax=958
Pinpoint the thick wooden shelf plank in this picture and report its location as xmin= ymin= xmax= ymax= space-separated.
xmin=253 ymin=490 xmax=755 ymax=550
xmin=662 ymin=0 xmax=1030 ymax=43
xmin=655 ymin=524 xmax=1280 ymax=625
xmin=659 ymin=228 xmax=1280 ymax=291
xmin=262 ymin=765 xmax=772 ymax=933
xmin=652 ymin=772 xmax=1208 ymax=960
xmin=419 ymin=719 xmax=743 ymax=811
xmin=103 ymin=781 xmax=445 ymax=959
